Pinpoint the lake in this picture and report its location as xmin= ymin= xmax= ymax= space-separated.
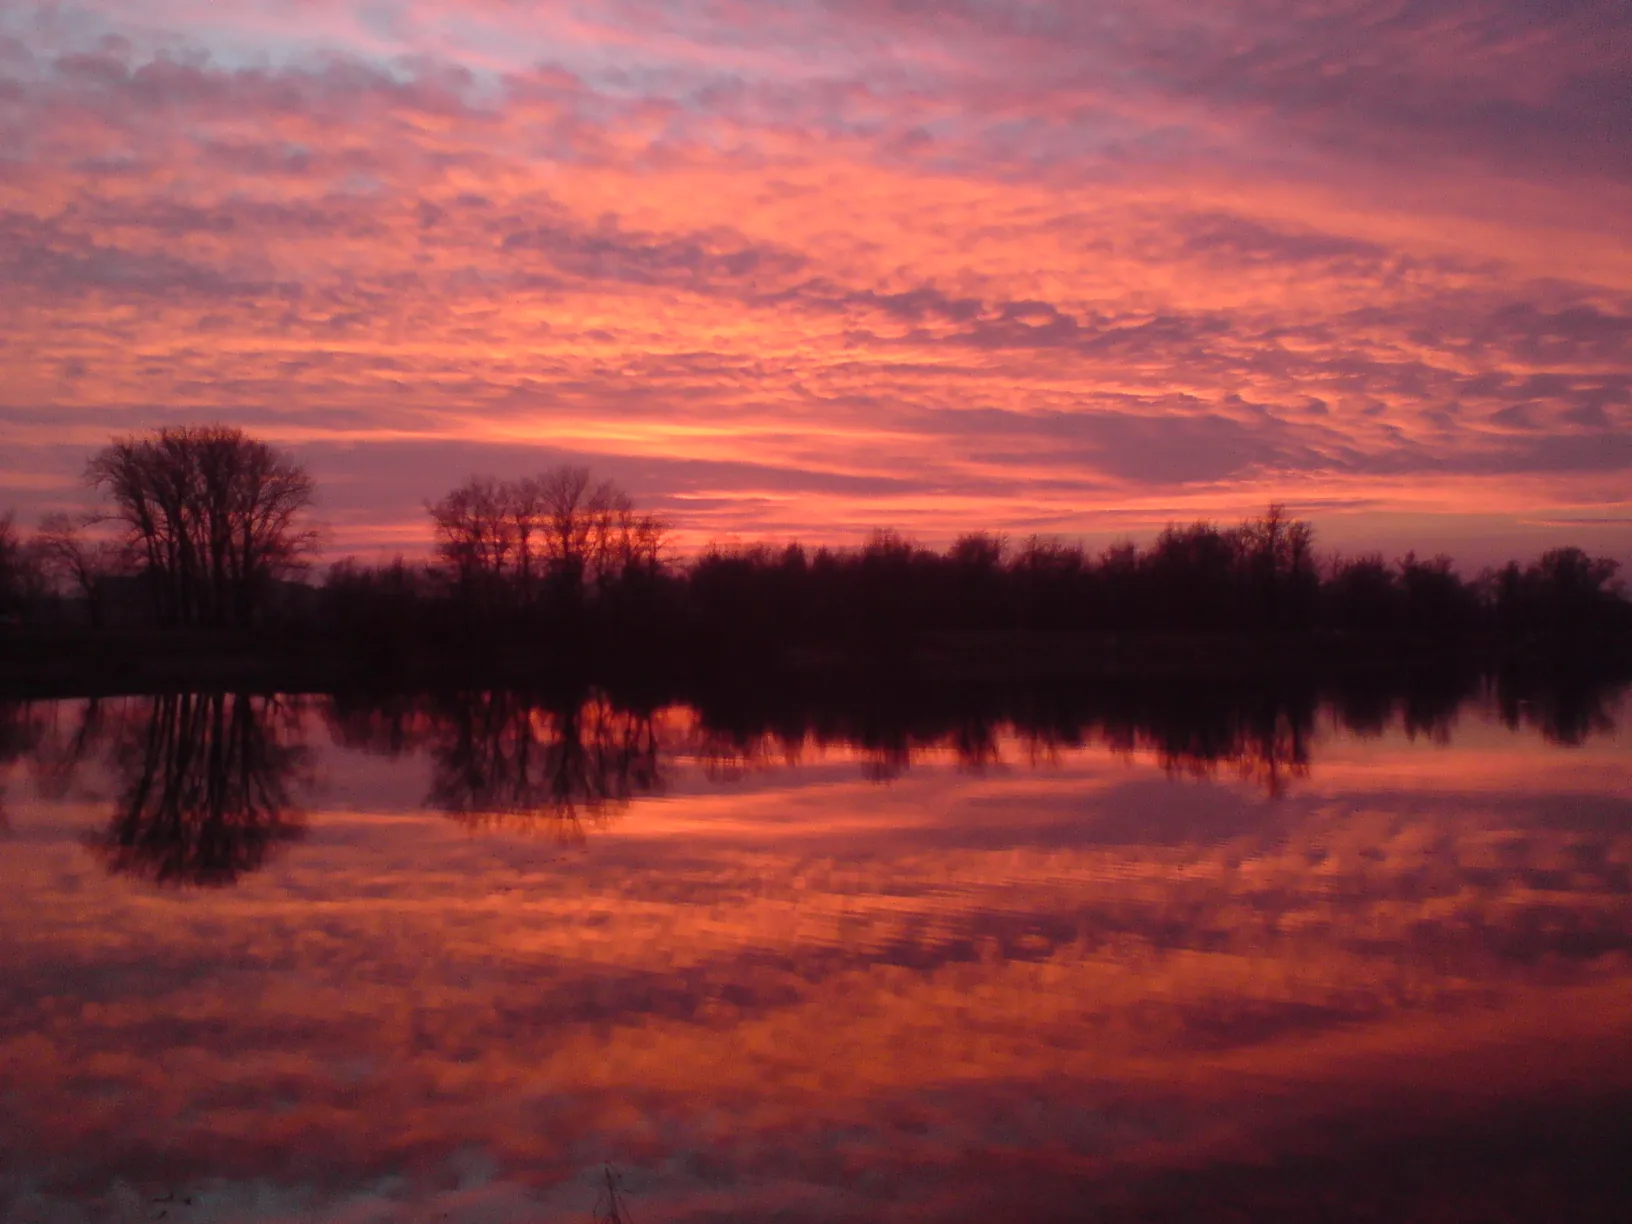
xmin=2 ymin=680 xmax=1631 ymax=1222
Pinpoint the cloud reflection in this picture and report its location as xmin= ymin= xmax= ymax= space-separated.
xmin=0 ymin=679 xmax=1629 ymax=1219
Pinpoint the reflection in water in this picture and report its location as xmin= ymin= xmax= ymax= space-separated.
xmin=683 ymin=674 xmax=1594 ymax=797
xmin=678 ymin=682 xmax=1332 ymax=786
xmin=1496 ymin=670 xmax=1624 ymax=745
xmin=86 ymin=693 xmax=308 ymax=887
xmin=11 ymin=668 xmax=1621 ymax=887
xmin=29 ymin=697 xmax=106 ymax=802
xmin=0 ymin=675 xmax=1628 ymax=1222
xmin=426 ymin=692 xmax=661 ymax=840
xmin=0 ymin=700 xmax=45 ymax=832
xmin=316 ymin=672 xmax=1630 ymax=833
xmin=1089 ymin=686 xmax=1315 ymax=797
xmin=327 ymin=690 xmax=663 ymax=840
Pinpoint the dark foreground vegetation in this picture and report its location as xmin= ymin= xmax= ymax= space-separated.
xmin=1 ymin=425 xmax=1629 ymax=692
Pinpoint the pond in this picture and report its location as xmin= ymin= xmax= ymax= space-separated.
xmin=2 ymin=680 xmax=1630 ymax=1222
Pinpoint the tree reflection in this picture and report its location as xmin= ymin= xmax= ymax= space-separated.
xmin=322 ymin=689 xmax=432 ymax=758
xmin=679 ymin=670 xmax=1622 ymax=798
xmin=15 ymin=664 xmax=1616 ymax=880
xmin=87 ymin=693 xmax=308 ymax=886
xmin=30 ymin=698 xmax=107 ymax=801
xmin=1140 ymin=698 xmax=1312 ymax=800
xmin=1496 ymin=670 xmax=1622 ymax=746
xmin=326 ymin=689 xmax=665 ymax=838
xmin=424 ymin=691 xmax=662 ymax=841
xmin=0 ymin=700 xmax=47 ymax=833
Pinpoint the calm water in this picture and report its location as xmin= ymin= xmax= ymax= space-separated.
xmin=2 ymin=683 xmax=1631 ymax=1222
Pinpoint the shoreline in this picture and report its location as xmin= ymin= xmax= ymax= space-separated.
xmin=2 ymin=625 xmax=1626 ymax=699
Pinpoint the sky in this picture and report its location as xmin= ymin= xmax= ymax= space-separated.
xmin=1 ymin=0 xmax=1629 ymax=566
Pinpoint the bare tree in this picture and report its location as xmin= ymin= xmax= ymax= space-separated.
xmin=427 ymin=476 xmax=517 ymax=615
xmin=536 ymin=465 xmax=597 ymax=592
xmin=584 ymin=480 xmax=665 ymax=593
xmin=427 ymin=466 xmax=666 ymax=616
xmin=508 ymin=475 xmax=546 ymax=604
xmin=1240 ymin=503 xmax=1317 ymax=627
xmin=0 ymin=512 xmax=49 ymax=622
xmin=86 ymin=426 xmax=316 ymax=628
xmin=0 ymin=513 xmax=22 ymax=618
xmin=535 ymin=465 xmax=664 ymax=592
xmin=33 ymin=512 xmax=122 ymax=627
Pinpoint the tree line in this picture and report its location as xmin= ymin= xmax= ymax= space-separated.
xmin=0 ymin=426 xmax=1628 ymax=663
xmin=677 ymin=516 xmax=1630 ymax=648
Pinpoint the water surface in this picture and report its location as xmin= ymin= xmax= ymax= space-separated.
xmin=2 ymin=683 xmax=1631 ymax=1222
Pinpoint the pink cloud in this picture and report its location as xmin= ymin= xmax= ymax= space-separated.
xmin=0 ymin=0 xmax=1626 ymax=563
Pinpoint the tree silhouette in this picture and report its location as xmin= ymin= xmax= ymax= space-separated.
xmin=0 ymin=512 xmax=49 ymax=622
xmin=86 ymin=425 xmax=316 ymax=628
xmin=427 ymin=467 xmax=665 ymax=626
xmin=31 ymin=513 xmax=122 ymax=627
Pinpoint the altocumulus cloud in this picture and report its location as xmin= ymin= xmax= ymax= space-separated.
xmin=0 ymin=0 xmax=1627 ymax=560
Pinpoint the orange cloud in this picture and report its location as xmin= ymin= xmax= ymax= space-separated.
xmin=0 ymin=1 xmax=1627 ymax=565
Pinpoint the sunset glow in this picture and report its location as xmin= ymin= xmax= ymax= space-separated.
xmin=1 ymin=2 xmax=1629 ymax=561
xmin=3 ymin=695 xmax=1629 ymax=1220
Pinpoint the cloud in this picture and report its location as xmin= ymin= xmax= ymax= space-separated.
xmin=1171 ymin=210 xmax=1396 ymax=275
xmin=0 ymin=0 xmax=1626 ymax=561
xmin=501 ymin=210 xmax=808 ymax=290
